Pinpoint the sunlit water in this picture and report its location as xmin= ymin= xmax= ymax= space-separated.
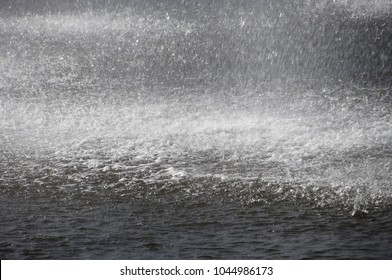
xmin=1 ymin=4 xmax=392 ymax=259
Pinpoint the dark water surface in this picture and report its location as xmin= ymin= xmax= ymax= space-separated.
xmin=1 ymin=188 xmax=392 ymax=259
xmin=1 ymin=1 xmax=392 ymax=259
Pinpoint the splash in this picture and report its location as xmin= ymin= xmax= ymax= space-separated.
xmin=1 ymin=6 xmax=391 ymax=215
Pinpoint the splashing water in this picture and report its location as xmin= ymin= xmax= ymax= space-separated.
xmin=1 ymin=2 xmax=392 ymax=259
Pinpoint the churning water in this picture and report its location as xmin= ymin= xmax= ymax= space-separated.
xmin=1 ymin=1 xmax=392 ymax=259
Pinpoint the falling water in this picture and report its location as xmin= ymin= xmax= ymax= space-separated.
xmin=1 ymin=1 xmax=392 ymax=259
